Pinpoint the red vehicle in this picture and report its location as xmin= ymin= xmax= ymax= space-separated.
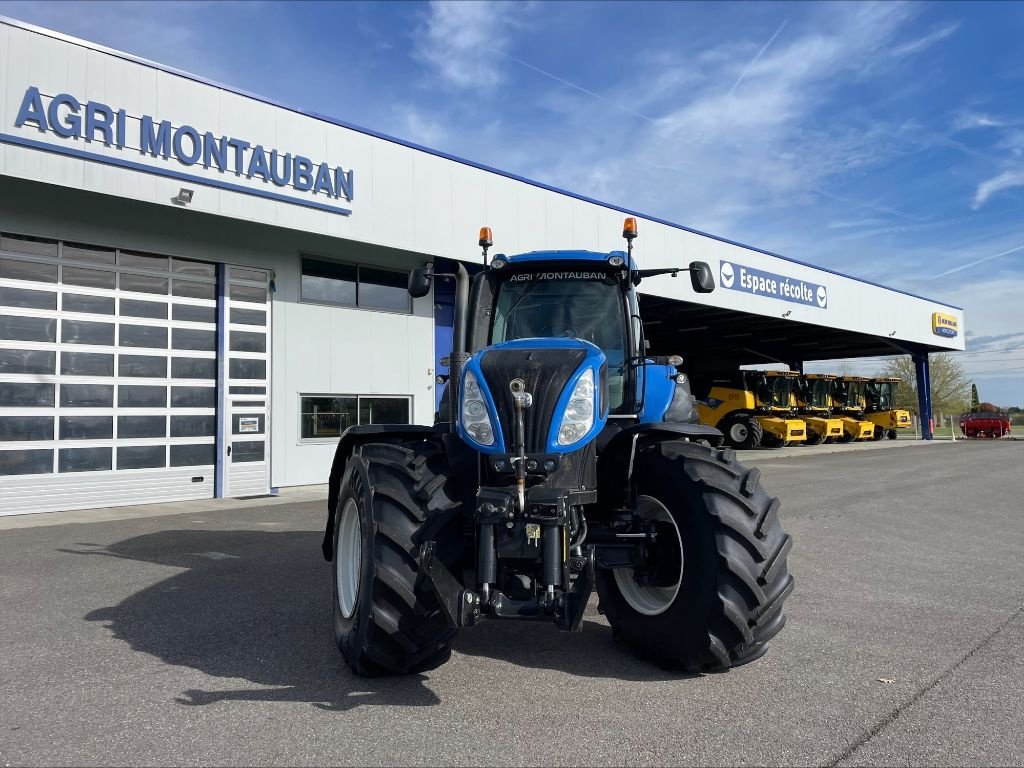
xmin=959 ymin=412 xmax=1012 ymax=438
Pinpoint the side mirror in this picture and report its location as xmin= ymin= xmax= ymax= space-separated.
xmin=407 ymin=263 xmax=434 ymax=298
xmin=689 ymin=261 xmax=715 ymax=293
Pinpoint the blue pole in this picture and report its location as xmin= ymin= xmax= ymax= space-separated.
xmin=913 ymin=351 xmax=933 ymax=440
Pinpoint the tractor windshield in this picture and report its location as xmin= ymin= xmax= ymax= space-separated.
xmin=491 ymin=271 xmax=627 ymax=409
xmin=838 ymin=380 xmax=865 ymax=408
xmin=875 ymin=381 xmax=896 ymax=410
xmin=767 ymin=377 xmax=794 ymax=408
xmin=808 ymin=379 xmax=831 ymax=409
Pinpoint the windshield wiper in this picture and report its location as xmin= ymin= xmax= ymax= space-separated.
xmin=504 ymin=275 xmax=543 ymax=322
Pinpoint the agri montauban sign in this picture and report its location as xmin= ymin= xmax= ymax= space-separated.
xmin=8 ymin=86 xmax=354 ymax=215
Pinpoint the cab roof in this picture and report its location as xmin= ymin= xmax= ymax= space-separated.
xmin=496 ymin=250 xmax=636 ymax=269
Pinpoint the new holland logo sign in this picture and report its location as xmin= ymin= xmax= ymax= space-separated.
xmin=719 ymin=261 xmax=828 ymax=309
xmin=932 ymin=312 xmax=959 ymax=338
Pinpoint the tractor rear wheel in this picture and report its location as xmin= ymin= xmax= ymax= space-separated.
xmin=723 ymin=415 xmax=763 ymax=450
xmin=886 ymin=429 xmax=898 ymax=440
xmin=333 ymin=441 xmax=463 ymax=676
xmin=836 ymin=431 xmax=855 ymax=443
xmin=596 ymin=441 xmax=794 ymax=672
xmin=871 ymin=427 xmax=884 ymax=441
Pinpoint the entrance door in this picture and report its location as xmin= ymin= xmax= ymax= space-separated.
xmin=220 ymin=265 xmax=271 ymax=497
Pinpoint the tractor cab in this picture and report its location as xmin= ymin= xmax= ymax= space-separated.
xmin=695 ymin=369 xmax=807 ymax=449
xmin=832 ymin=376 xmax=876 ymax=442
xmin=795 ymin=374 xmax=844 ymax=444
xmin=864 ymin=376 xmax=911 ymax=440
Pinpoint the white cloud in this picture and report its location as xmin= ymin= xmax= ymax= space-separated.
xmin=972 ymin=169 xmax=1024 ymax=209
xmin=888 ymin=22 xmax=960 ymax=57
xmin=395 ymin=106 xmax=448 ymax=147
xmin=954 ymin=112 xmax=1007 ymax=131
xmin=413 ymin=1 xmax=533 ymax=90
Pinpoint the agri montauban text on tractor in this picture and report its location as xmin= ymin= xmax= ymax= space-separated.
xmin=322 ymin=219 xmax=794 ymax=675
xmin=694 ymin=370 xmax=807 ymax=449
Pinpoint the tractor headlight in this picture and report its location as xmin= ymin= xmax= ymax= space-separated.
xmin=557 ymin=368 xmax=595 ymax=446
xmin=461 ymin=370 xmax=495 ymax=446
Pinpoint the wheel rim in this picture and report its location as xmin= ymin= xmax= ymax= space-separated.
xmin=614 ymin=495 xmax=683 ymax=616
xmin=336 ymin=499 xmax=362 ymax=619
xmin=729 ymin=422 xmax=749 ymax=443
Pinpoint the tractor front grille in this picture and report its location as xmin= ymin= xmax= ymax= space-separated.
xmin=480 ymin=348 xmax=586 ymax=453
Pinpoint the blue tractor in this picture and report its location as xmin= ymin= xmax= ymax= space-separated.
xmin=322 ymin=218 xmax=793 ymax=675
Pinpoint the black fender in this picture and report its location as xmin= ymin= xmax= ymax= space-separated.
xmin=322 ymin=424 xmax=443 ymax=561
xmin=596 ymin=422 xmax=724 ymax=514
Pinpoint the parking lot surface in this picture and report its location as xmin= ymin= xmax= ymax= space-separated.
xmin=1 ymin=440 xmax=1022 ymax=767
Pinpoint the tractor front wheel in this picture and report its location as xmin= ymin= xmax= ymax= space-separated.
xmin=333 ymin=441 xmax=463 ymax=676
xmin=723 ymin=415 xmax=763 ymax=450
xmin=871 ymin=427 xmax=884 ymax=441
xmin=596 ymin=441 xmax=794 ymax=672
xmin=887 ymin=429 xmax=898 ymax=440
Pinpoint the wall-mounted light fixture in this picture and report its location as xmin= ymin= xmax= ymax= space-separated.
xmin=888 ymin=331 xmax=897 ymax=337
xmin=172 ymin=187 xmax=194 ymax=205
xmin=781 ymin=310 xmax=792 ymax=318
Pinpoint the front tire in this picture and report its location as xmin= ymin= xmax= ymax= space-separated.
xmin=333 ymin=441 xmax=463 ymax=676
xmin=597 ymin=441 xmax=794 ymax=672
xmin=887 ymin=429 xmax=898 ymax=440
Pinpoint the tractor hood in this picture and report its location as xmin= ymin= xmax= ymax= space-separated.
xmin=456 ymin=338 xmax=609 ymax=455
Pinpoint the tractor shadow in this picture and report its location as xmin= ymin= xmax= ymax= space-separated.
xmin=452 ymin=614 xmax=696 ymax=682
xmin=66 ymin=528 xmax=440 ymax=711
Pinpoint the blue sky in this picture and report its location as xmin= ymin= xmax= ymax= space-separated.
xmin=3 ymin=0 xmax=1023 ymax=406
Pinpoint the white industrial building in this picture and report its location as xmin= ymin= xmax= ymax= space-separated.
xmin=0 ymin=17 xmax=965 ymax=515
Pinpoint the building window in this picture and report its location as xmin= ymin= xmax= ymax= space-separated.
xmin=300 ymin=257 xmax=411 ymax=313
xmin=300 ymin=395 xmax=411 ymax=441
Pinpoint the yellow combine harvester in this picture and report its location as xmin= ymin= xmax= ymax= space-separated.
xmin=865 ymin=376 xmax=911 ymax=440
xmin=795 ymin=374 xmax=844 ymax=444
xmin=696 ymin=370 xmax=807 ymax=449
xmin=832 ymin=376 xmax=876 ymax=442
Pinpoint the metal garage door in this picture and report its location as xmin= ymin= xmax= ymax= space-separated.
xmin=0 ymin=232 xmax=228 ymax=515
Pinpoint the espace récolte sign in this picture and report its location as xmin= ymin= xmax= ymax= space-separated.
xmin=719 ymin=260 xmax=828 ymax=309
xmin=4 ymin=86 xmax=354 ymax=216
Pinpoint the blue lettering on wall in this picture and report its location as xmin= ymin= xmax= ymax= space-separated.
xmin=85 ymin=102 xmax=114 ymax=145
xmin=269 ymin=150 xmax=291 ymax=186
xmin=8 ymin=86 xmax=355 ymax=215
xmin=719 ymin=260 xmax=828 ymax=309
xmin=140 ymin=116 xmax=172 ymax=159
xmin=173 ymin=125 xmax=202 ymax=165
xmin=293 ymin=156 xmax=314 ymax=191
xmin=203 ymin=132 xmax=227 ymax=171
xmin=49 ymin=93 xmax=81 ymax=139
xmin=15 ymin=86 xmax=47 ymax=132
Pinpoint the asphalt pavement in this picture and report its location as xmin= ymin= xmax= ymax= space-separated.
xmin=1 ymin=440 xmax=1022 ymax=766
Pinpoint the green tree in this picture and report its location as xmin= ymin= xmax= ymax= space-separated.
xmin=879 ymin=353 xmax=971 ymax=416
xmin=970 ymin=383 xmax=979 ymax=411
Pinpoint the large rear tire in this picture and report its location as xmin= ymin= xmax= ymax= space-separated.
xmin=805 ymin=429 xmax=825 ymax=445
xmin=333 ymin=441 xmax=463 ymax=676
xmin=722 ymin=415 xmax=763 ymax=450
xmin=887 ymin=429 xmax=898 ymax=440
xmin=597 ymin=441 xmax=794 ymax=672
xmin=871 ymin=427 xmax=884 ymax=441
